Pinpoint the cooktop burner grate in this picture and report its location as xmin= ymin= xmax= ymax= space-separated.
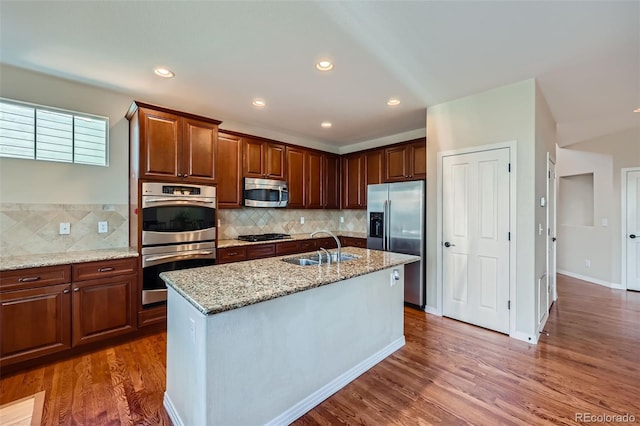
xmin=237 ymin=233 xmax=292 ymax=242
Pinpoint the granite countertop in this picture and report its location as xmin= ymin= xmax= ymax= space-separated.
xmin=0 ymin=248 xmax=139 ymax=271
xmin=161 ymin=247 xmax=419 ymax=315
xmin=217 ymin=231 xmax=367 ymax=248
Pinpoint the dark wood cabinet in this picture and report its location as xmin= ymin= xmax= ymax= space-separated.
xmin=1 ymin=283 xmax=71 ymax=367
xmin=340 ymin=236 xmax=367 ymax=248
xmin=72 ymin=274 xmax=136 ymax=346
xmin=217 ymin=247 xmax=248 ymax=264
xmin=246 ymin=244 xmax=276 ymax=260
xmin=276 ymin=241 xmax=300 ymax=256
xmin=366 ymin=149 xmax=384 ymax=185
xmin=306 ymin=151 xmax=323 ymax=209
xmin=384 ymin=138 xmax=426 ymax=182
xmin=323 ymin=154 xmax=341 ymax=209
xmin=342 ymin=153 xmax=367 ymax=209
xmin=217 ymin=132 xmax=243 ymax=208
xmin=286 ymin=147 xmax=306 ymax=208
xmin=244 ymin=137 xmax=285 ymax=180
xmin=127 ymin=102 xmax=221 ymax=184
xmin=1 ymin=258 xmax=138 ymax=368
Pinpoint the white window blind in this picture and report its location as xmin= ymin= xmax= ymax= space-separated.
xmin=0 ymin=98 xmax=108 ymax=166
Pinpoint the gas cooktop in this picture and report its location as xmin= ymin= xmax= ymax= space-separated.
xmin=237 ymin=233 xmax=292 ymax=242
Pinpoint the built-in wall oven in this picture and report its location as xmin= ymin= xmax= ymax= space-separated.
xmin=140 ymin=182 xmax=216 ymax=306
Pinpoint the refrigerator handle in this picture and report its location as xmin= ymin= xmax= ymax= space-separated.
xmin=387 ymin=200 xmax=391 ymax=251
xmin=383 ymin=200 xmax=388 ymax=251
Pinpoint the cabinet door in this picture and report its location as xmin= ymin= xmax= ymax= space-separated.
xmin=323 ymin=154 xmax=341 ymax=209
xmin=217 ymin=247 xmax=247 ymax=264
xmin=306 ymin=151 xmax=323 ymax=209
xmin=72 ymin=275 xmax=135 ymax=346
xmin=265 ymin=143 xmax=286 ymax=179
xmin=286 ymin=147 xmax=306 ymax=208
xmin=410 ymin=140 xmax=427 ymax=179
xmin=139 ymin=108 xmax=182 ymax=180
xmin=384 ymin=145 xmax=409 ymax=182
xmin=217 ymin=133 xmax=243 ymax=208
xmin=342 ymin=154 xmax=366 ymax=209
xmin=183 ymin=118 xmax=218 ymax=183
xmin=244 ymin=137 xmax=265 ymax=178
xmin=1 ymin=284 xmax=71 ymax=367
xmin=366 ymin=149 xmax=384 ymax=185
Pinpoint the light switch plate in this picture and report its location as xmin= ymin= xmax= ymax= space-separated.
xmin=98 ymin=221 xmax=108 ymax=233
xmin=300 ymin=217 xmax=304 ymax=224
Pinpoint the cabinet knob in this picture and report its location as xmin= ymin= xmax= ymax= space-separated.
xmin=74 ymin=288 xmax=80 ymax=292
xmin=63 ymin=289 xmax=70 ymax=294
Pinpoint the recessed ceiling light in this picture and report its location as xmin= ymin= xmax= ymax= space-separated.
xmin=387 ymin=98 xmax=401 ymax=106
xmin=634 ymin=107 xmax=640 ymax=113
xmin=252 ymin=99 xmax=266 ymax=107
xmin=316 ymin=60 xmax=334 ymax=71
xmin=321 ymin=121 xmax=332 ymax=128
xmin=153 ymin=67 xmax=175 ymax=78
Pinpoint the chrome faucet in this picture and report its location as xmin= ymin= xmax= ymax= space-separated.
xmin=311 ymin=230 xmax=341 ymax=263
xmin=319 ymin=247 xmax=331 ymax=264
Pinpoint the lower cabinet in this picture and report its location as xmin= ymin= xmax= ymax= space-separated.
xmin=0 ymin=258 xmax=137 ymax=369
xmin=340 ymin=236 xmax=367 ymax=248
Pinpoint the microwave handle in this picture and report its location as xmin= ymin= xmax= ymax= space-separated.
xmin=279 ymin=187 xmax=288 ymax=203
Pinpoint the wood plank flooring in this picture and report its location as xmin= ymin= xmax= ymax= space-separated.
xmin=1 ymin=274 xmax=638 ymax=425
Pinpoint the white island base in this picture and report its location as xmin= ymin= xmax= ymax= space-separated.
xmin=164 ymin=266 xmax=406 ymax=426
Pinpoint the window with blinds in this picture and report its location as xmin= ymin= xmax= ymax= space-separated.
xmin=0 ymin=98 xmax=109 ymax=166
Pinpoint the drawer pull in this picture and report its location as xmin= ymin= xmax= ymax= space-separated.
xmin=228 ymin=252 xmax=237 ymax=256
xmin=18 ymin=276 xmax=41 ymax=283
xmin=97 ymin=267 xmax=115 ymax=273
xmin=74 ymin=288 xmax=80 ymax=292
xmin=63 ymin=289 xmax=70 ymax=294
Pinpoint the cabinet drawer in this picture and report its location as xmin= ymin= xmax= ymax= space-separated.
xmin=276 ymin=241 xmax=299 ymax=256
xmin=247 ymin=244 xmax=276 ymax=260
xmin=342 ymin=237 xmax=367 ymax=248
xmin=72 ymin=258 xmax=137 ymax=282
xmin=298 ymin=240 xmax=317 ymax=252
xmin=0 ymin=265 xmax=71 ymax=291
xmin=315 ymin=237 xmax=338 ymax=249
xmin=217 ymin=247 xmax=247 ymax=264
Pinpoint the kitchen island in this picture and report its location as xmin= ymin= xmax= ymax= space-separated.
xmin=160 ymin=247 xmax=419 ymax=426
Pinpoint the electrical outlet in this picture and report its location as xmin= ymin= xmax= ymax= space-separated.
xmin=59 ymin=222 xmax=70 ymax=235
xmin=189 ymin=318 xmax=196 ymax=344
xmin=98 ymin=221 xmax=108 ymax=233
xmin=585 ymin=259 xmax=591 ymax=268
xmin=300 ymin=217 xmax=304 ymax=224
xmin=340 ymin=216 xmax=344 ymax=223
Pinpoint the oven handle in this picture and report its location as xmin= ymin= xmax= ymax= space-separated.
xmin=144 ymin=197 xmax=214 ymax=204
xmin=145 ymin=250 xmax=215 ymax=263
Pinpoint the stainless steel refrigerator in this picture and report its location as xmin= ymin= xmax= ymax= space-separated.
xmin=367 ymin=181 xmax=425 ymax=308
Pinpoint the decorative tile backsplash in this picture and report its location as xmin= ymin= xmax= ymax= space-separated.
xmin=0 ymin=203 xmax=129 ymax=256
xmin=218 ymin=208 xmax=367 ymax=240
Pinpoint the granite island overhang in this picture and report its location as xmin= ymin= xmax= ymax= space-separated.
xmin=160 ymin=247 xmax=419 ymax=426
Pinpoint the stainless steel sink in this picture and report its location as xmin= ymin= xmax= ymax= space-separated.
xmin=282 ymin=253 xmax=358 ymax=266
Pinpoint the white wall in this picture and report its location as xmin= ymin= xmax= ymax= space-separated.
xmin=426 ymin=79 xmax=548 ymax=340
xmin=556 ymin=127 xmax=640 ymax=286
xmin=0 ymin=64 xmax=134 ymax=204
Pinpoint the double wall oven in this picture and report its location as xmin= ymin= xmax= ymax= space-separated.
xmin=140 ymin=182 xmax=216 ymax=306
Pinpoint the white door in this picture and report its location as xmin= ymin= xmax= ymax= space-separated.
xmin=548 ymin=157 xmax=557 ymax=307
xmin=442 ymin=148 xmax=510 ymax=334
xmin=626 ymin=170 xmax=640 ymax=291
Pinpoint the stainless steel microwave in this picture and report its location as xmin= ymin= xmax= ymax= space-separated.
xmin=243 ymin=177 xmax=288 ymax=207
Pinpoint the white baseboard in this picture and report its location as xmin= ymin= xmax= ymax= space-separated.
xmin=557 ymin=270 xmax=623 ymax=289
xmin=163 ymin=393 xmax=184 ymax=426
xmin=510 ymin=330 xmax=538 ymax=344
xmin=424 ymin=305 xmax=441 ymax=316
xmin=265 ymin=336 xmax=406 ymax=426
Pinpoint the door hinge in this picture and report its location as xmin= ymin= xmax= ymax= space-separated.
xmin=508 ymin=300 xmax=511 ymax=310
xmin=508 ymin=232 xmax=511 ymax=241
xmin=508 ymin=163 xmax=511 ymax=173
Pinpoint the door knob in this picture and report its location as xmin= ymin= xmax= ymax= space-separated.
xmin=444 ymin=241 xmax=455 ymax=248
xmin=631 ymin=234 xmax=637 ymax=239
xmin=552 ymin=237 xmax=557 ymax=242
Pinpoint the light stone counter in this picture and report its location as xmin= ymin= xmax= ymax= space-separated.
xmin=0 ymin=248 xmax=138 ymax=271
xmin=160 ymin=247 xmax=418 ymax=315
xmin=216 ymin=231 xmax=367 ymax=249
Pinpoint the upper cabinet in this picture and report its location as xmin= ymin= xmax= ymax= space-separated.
xmin=342 ymin=153 xmax=367 ymax=209
xmin=217 ymin=132 xmax=243 ymax=208
xmin=323 ymin=153 xmax=341 ymax=209
xmin=366 ymin=149 xmax=384 ymax=185
xmin=306 ymin=151 xmax=323 ymax=209
xmin=127 ymin=101 xmax=221 ymax=184
xmin=244 ymin=137 xmax=285 ymax=180
xmin=286 ymin=147 xmax=339 ymax=210
xmin=384 ymin=138 xmax=426 ymax=182
xmin=286 ymin=146 xmax=306 ymax=208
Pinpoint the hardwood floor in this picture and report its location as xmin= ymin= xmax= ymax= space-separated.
xmin=1 ymin=274 xmax=638 ymax=425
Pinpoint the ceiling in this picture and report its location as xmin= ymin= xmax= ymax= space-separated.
xmin=1 ymin=1 xmax=638 ymax=150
